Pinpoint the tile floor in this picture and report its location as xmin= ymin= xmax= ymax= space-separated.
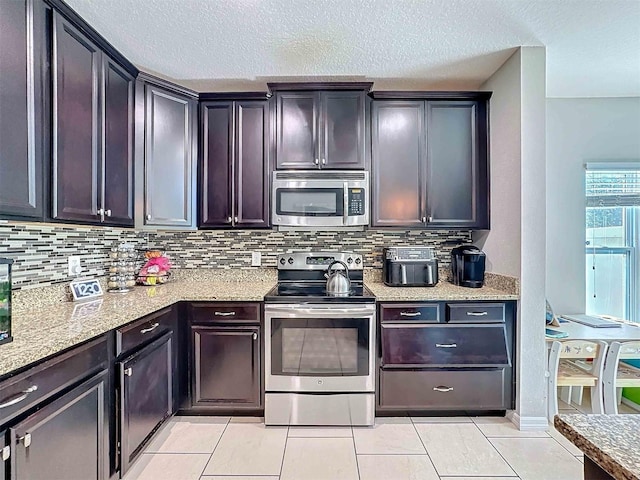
xmin=123 ymin=415 xmax=587 ymax=480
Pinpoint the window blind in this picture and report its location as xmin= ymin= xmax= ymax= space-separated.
xmin=586 ymin=168 xmax=640 ymax=208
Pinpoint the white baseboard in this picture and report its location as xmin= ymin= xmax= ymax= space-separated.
xmin=507 ymin=411 xmax=549 ymax=431
xmin=621 ymin=397 xmax=640 ymax=412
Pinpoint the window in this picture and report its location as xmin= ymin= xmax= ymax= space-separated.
xmin=585 ymin=164 xmax=640 ymax=322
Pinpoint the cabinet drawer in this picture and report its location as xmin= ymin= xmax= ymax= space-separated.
xmin=447 ymin=303 xmax=505 ymax=323
xmin=381 ymin=324 xmax=510 ymax=367
xmin=0 ymin=336 xmax=108 ymax=426
xmin=116 ymin=307 xmax=174 ymax=356
xmin=380 ymin=303 xmax=439 ymax=323
xmin=189 ymin=303 xmax=261 ymax=324
xmin=379 ymin=368 xmax=506 ymax=410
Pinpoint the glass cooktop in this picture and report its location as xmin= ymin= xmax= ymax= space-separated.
xmin=264 ymin=282 xmax=376 ymax=303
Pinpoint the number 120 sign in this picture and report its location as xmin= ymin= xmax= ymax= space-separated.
xmin=70 ymin=279 xmax=104 ymax=301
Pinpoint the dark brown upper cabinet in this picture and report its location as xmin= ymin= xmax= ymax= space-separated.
xmin=271 ymin=83 xmax=371 ymax=170
xmin=371 ymin=92 xmax=490 ymax=229
xmin=200 ymin=98 xmax=270 ymax=228
xmin=0 ymin=0 xmax=49 ymax=220
xmin=52 ymin=12 xmax=134 ymax=226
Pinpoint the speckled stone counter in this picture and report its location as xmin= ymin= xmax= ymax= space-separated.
xmin=365 ymin=280 xmax=518 ymax=301
xmin=555 ymin=414 xmax=640 ymax=480
xmin=1 ymin=278 xmax=275 ymax=378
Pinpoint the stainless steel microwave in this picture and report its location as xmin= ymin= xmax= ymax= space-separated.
xmin=272 ymin=171 xmax=369 ymax=228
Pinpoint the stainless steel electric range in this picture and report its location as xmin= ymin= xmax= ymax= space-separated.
xmin=264 ymin=252 xmax=376 ymax=426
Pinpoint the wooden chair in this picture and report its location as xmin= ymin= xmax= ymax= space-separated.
xmin=603 ymin=341 xmax=640 ymax=414
xmin=547 ymin=340 xmax=608 ymax=420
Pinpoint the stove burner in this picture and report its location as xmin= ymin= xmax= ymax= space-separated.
xmin=264 ymin=282 xmax=375 ymax=304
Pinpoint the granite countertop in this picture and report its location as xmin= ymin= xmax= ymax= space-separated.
xmin=2 ymin=269 xmax=518 ymax=379
xmin=555 ymin=414 xmax=640 ymax=480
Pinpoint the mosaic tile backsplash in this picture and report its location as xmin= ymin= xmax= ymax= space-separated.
xmin=0 ymin=222 xmax=471 ymax=290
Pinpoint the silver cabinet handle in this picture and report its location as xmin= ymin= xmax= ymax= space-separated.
xmin=227 ymin=216 xmax=232 ymax=223
xmin=314 ymin=158 xmax=319 ymax=165
xmin=252 ymin=332 xmax=258 ymax=340
xmin=105 ymin=209 xmax=112 ymax=217
xmin=321 ymin=158 xmax=326 ymax=165
xmin=1 ymin=445 xmax=9 ymax=461
xmin=234 ymin=216 xmax=238 ymax=223
xmin=400 ymin=311 xmax=421 ymax=317
xmin=435 ymin=343 xmax=457 ymax=348
xmin=0 ymin=385 xmax=38 ymax=409
xmin=146 ymin=214 xmax=152 ymax=221
xmin=214 ymin=311 xmax=236 ymax=316
xmin=140 ymin=322 xmax=159 ymax=334
xmin=97 ymin=208 xmax=105 ymax=222
xmin=422 ymin=217 xmax=427 ymax=223
xmin=124 ymin=367 xmax=133 ymax=377
xmin=428 ymin=216 xmax=433 ymax=222
xmin=433 ymin=386 xmax=454 ymax=392
xmin=467 ymin=311 xmax=488 ymax=316
xmin=18 ymin=433 xmax=31 ymax=448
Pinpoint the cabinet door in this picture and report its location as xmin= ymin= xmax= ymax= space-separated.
xmin=275 ymin=92 xmax=319 ymax=169
xmin=235 ymin=101 xmax=270 ymax=227
xmin=426 ymin=101 xmax=488 ymax=228
xmin=144 ymin=85 xmax=195 ymax=227
xmin=52 ymin=13 xmax=101 ymax=222
xmin=10 ymin=370 xmax=108 ymax=480
xmin=0 ymin=0 xmax=45 ymax=219
xmin=191 ymin=326 xmax=260 ymax=408
xmin=200 ymin=102 xmax=233 ymax=227
xmin=320 ymin=91 xmax=365 ymax=169
xmin=101 ymin=56 xmax=134 ymax=226
xmin=1 ymin=430 xmax=7 ymax=480
xmin=371 ymin=101 xmax=425 ymax=227
xmin=119 ymin=332 xmax=172 ymax=475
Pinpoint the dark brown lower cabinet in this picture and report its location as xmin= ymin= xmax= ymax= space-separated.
xmin=191 ymin=325 xmax=261 ymax=409
xmin=1 ymin=430 xmax=7 ymax=479
xmin=119 ymin=332 xmax=173 ymax=475
xmin=9 ymin=369 xmax=108 ymax=480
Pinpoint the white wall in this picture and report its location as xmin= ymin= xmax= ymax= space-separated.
xmin=546 ymin=98 xmax=640 ymax=314
xmin=477 ymin=47 xmax=548 ymax=428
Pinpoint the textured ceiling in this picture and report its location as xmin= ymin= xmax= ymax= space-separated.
xmin=64 ymin=0 xmax=640 ymax=97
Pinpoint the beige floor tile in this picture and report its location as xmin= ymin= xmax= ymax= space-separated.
xmin=123 ymin=453 xmax=209 ymax=480
xmin=353 ymin=422 xmax=425 ymax=454
xmin=288 ymin=426 xmax=353 ymax=437
xmin=415 ymin=423 xmax=515 ymax=477
xmin=374 ymin=416 xmax=412 ymax=424
xmin=281 ymin=437 xmax=358 ymax=480
xmin=440 ymin=478 xmax=522 ymax=480
xmin=145 ymin=418 xmax=227 ymax=453
xmin=203 ymin=423 xmax=287 ymax=476
xmin=411 ymin=416 xmax=472 ymax=423
xmin=357 ymin=455 xmax=439 ymax=480
xmin=548 ymin=425 xmax=583 ymax=456
xmin=201 ymin=477 xmax=279 ymax=480
xmin=229 ymin=416 xmax=264 ymax=423
xmin=472 ymin=416 xmax=549 ymax=438
xmin=490 ymin=437 xmax=583 ymax=480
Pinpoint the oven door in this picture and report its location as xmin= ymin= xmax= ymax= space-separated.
xmin=265 ymin=304 xmax=375 ymax=392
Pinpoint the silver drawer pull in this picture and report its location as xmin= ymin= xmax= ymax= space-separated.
xmin=400 ymin=311 xmax=421 ymax=317
xmin=433 ymin=386 xmax=454 ymax=393
xmin=19 ymin=433 xmax=31 ymax=448
xmin=0 ymin=385 xmax=38 ymax=409
xmin=467 ymin=311 xmax=488 ymax=316
xmin=1 ymin=445 xmax=9 ymax=461
xmin=214 ymin=311 xmax=236 ymax=316
xmin=140 ymin=322 xmax=160 ymax=334
xmin=435 ymin=343 xmax=457 ymax=348
xmin=252 ymin=332 xmax=258 ymax=340
xmin=124 ymin=367 xmax=133 ymax=377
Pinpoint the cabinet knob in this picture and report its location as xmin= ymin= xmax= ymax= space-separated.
xmin=227 ymin=216 xmax=232 ymax=223
xmin=97 ymin=208 xmax=104 ymax=215
xmin=234 ymin=216 xmax=238 ymax=223
xmin=428 ymin=216 xmax=433 ymax=222
xmin=321 ymin=158 xmax=326 ymax=165
xmin=105 ymin=209 xmax=112 ymax=217
xmin=124 ymin=367 xmax=133 ymax=377
xmin=18 ymin=433 xmax=31 ymax=448
xmin=314 ymin=159 xmax=319 ymax=165
xmin=422 ymin=217 xmax=426 ymax=223
xmin=252 ymin=332 xmax=258 ymax=340
xmin=146 ymin=214 xmax=152 ymax=221
xmin=1 ymin=445 xmax=9 ymax=462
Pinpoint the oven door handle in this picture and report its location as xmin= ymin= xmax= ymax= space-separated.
xmin=265 ymin=306 xmax=375 ymax=316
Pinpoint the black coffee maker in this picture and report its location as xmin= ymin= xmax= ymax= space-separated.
xmin=451 ymin=245 xmax=485 ymax=288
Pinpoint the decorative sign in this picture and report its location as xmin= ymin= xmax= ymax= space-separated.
xmin=70 ymin=278 xmax=103 ymax=301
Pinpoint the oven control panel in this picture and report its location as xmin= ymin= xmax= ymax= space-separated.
xmin=276 ymin=252 xmax=364 ymax=270
xmin=348 ymin=188 xmax=365 ymax=216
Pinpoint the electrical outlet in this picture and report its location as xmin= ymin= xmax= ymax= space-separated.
xmin=251 ymin=252 xmax=261 ymax=267
xmin=68 ymin=256 xmax=82 ymax=276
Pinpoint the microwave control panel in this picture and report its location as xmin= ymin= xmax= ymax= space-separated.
xmin=348 ymin=188 xmax=366 ymax=216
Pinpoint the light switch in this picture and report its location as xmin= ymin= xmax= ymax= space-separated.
xmin=68 ymin=256 xmax=82 ymax=276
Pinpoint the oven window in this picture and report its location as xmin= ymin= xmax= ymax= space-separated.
xmin=271 ymin=318 xmax=370 ymax=376
xmin=276 ymin=188 xmax=344 ymax=217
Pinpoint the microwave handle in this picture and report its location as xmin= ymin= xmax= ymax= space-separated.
xmin=343 ymin=182 xmax=349 ymax=224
